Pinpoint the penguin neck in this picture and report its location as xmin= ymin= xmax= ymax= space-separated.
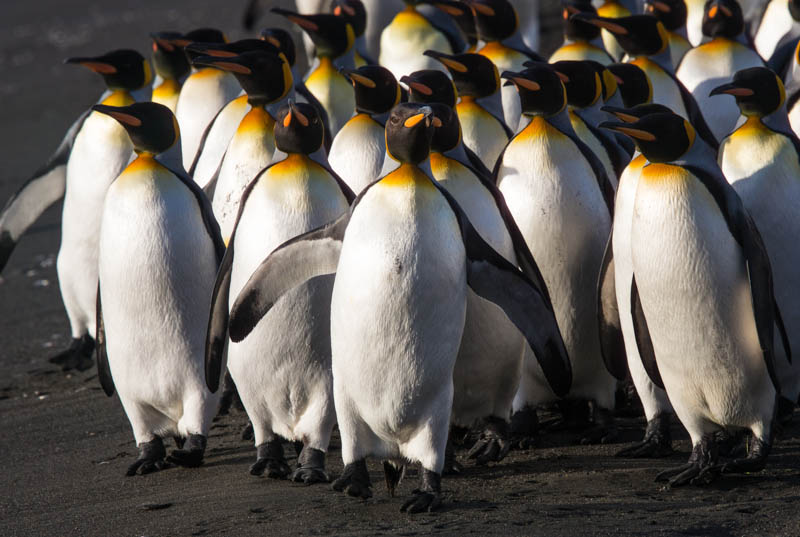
xmin=441 ymin=141 xmax=471 ymax=164
xmin=268 ymin=86 xmax=296 ymax=118
xmin=646 ymin=47 xmax=675 ymax=74
xmin=126 ymin=152 xmax=166 ymax=175
xmin=523 ymin=108 xmax=575 ymax=138
xmin=382 ymin=160 xmax=435 ymax=188
xmin=334 ymin=46 xmax=357 ymax=71
xmin=750 ymin=105 xmax=793 ymax=134
xmin=670 ymin=27 xmax=689 ymax=40
xmin=369 ymin=110 xmax=391 ymax=126
xmin=237 ymin=104 xmax=275 ymax=136
xmin=100 ymin=89 xmax=135 ymax=107
xmin=470 ymin=91 xmax=505 ymax=123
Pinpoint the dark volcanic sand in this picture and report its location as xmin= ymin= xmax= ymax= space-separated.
xmin=1 ymin=2 xmax=799 ymax=536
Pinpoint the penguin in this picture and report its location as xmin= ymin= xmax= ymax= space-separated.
xmin=149 ymin=32 xmax=191 ymax=113
xmin=434 ymin=0 xmax=481 ymax=51
xmin=607 ymin=62 xmax=654 ymax=108
xmin=224 ymin=102 xmax=570 ymax=512
xmin=329 ymin=65 xmax=402 ymax=193
xmin=711 ymin=67 xmax=800 ymax=414
xmin=190 ymin=50 xmax=293 ymax=245
xmin=204 ymin=102 xmax=353 ymax=483
xmin=643 ymin=0 xmax=693 ymax=68
xmin=401 ymin=69 xmax=459 ymax=108
xmin=378 ymin=1 xmax=466 ymax=81
xmin=332 ymin=0 xmax=376 ymax=66
xmin=424 ymin=50 xmax=512 ymax=168
xmin=549 ymin=1 xmax=616 ymax=65
xmin=598 ymin=0 xmax=632 ymax=63
xmin=600 ymin=111 xmax=785 ymax=486
xmin=497 ymin=65 xmax=618 ymax=444
xmin=91 ymin=102 xmax=224 ymax=475
xmin=759 ymin=0 xmax=800 ymax=75
xmin=676 ymin=0 xmax=765 ymax=141
xmin=470 ymin=0 xmax=544 ymax=131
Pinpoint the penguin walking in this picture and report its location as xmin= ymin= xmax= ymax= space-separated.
xmin=676 ymin=0 xmax=765 ymax=141
xmin=497 ymin=65 xmax=617 ymax=444
xmin=93 ymin=102 xmax=225 ymax=475
xmin=711 ymin=67 xmax=800 ymax=414
xmin=149 ymin=32 xmax=191 ymax=113
xmin=329 ymin=65 xmax=401 ymax=193
xmin=600 ymin=111 xmax=785 ymax=486
xmin=643 ymin=0 xmax=693 ymax=68
xmin=205 ymin=102 xmax=353 ymax=483
xmin=550 ymin=1 xmax=616 ymax=65
xmin=225 ymin=103 xmax=569 ymax=512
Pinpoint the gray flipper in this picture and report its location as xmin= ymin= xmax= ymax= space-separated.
xmin=597 ymin=231 xmax=628 ymax=381
xmin=0 ymin=109 xmax=90 ymax=272
xmin=201 ymin=150 xmax=226 ymax=200
xmin=96 ymin=283 xmax=115 ymax=397
xmin=670 ymin=72 xmax=719 ymax=151
xmin=630 ymin=275 xmax=664 ymax=390
xmin=188 ymin=105 xmax=228 ymax=177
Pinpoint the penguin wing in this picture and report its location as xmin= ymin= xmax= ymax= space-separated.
xmin=669 ymin=72 xmax=720 ymax=151
xmin=188 ymin=105 xmax=227 ymax=177
xmin=417 ymin=4 xmax=468 ymax=54
xmin=585 ymin=120 xmax=630 ymax=179
xmin=630 ymin=275 xmax=664 ymax=389
xmin=434 ymin=183 xmax=573 ymax=397
xmin=95 ymin=282 xmax=115 ymax=397
xmin=320 ymin=164 xmax=357 ymax=204
xmin=0 ymin=109 xmax=90 ymax=272
xmin=201 ymin=152 xmax=225 ymax=201
xmin=767 ymin=36 xmax=799 ymax=79
xmin=166 ymin=166 xmax=226 ymax=263
xmin=561 ymin=129 xmax=616 ymax=215
xmin=597 ymin=231 xmax=628 ymax=381
xmin=463 ymin=145 xmax=493 ymax=179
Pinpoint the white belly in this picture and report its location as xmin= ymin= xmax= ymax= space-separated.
xmin=305 ymin=60 xmax=357 ymax=136
xmin=379 ymin=10 xmax=452 ymax=81
xmin=457 ymin=102 xmax=509 ymax=170
xmin=755 ymin=0 xmax=793 ymax=59
xmin=632 ymin=58 xmax=688 ymax=119
xmin=328 ymin=114 xmax=385 ymax=193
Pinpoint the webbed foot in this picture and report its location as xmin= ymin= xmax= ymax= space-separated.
xmin=126 ymin=437 xmax=168 ymax=476
xmin=291 ymin=446 xmax=329 ymax=484
xmin=400 ymin=469 xmax=441 ymax=514
xmin=332 ymin=459 xmax=372 ymax=499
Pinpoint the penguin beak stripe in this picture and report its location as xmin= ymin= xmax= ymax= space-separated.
xmin=408 ymin=82 xmax=433 ymax=96
xmin=471 ymin=3 xmax=496 ymax=16
xmin=204 ymin=49 xmax=238 ymax=58
xmin=288 ymin=15 xmax=320 ymax=32
xmin=593 ymin=20 xmax=629 ymax=34
xmin=432 ymin=117 xmax=443 ymax=128
xmin=404 ymin=113 xmax=427 ymax=128
xmin=349 ymin=73 xmax=377 ymax=88
xmin=612 ymin=112 xmax=639 ymax=123
xmin=436 ymin=4 xmax=465 ymax=16
xmin=285 ymin=108 xmax=309 ymax=127
xmin=718 ymin=87 xmax=755 ymax=96
xmin=79 ymin=62 xmax=117 ymax=74
xmin=155 ymin=38 xmax=175 ymax=52
xmin=615 ymin=127 xmax=657 ymax=141
xmin=105 ymin=111 xmax=142 ymax=127
xmin=555 ymin=72 xmax=570 ymax=83
xmin=513 ymin=78 xmax=541 ymax=91
xmin=213 ymin=62 xmax=252 ymax=74
xmin=652 ymin=1 xmax=671 ymax=12
xmin=709 ymin=5 xmax=718 ymax=17
xmin=265 ymin=36 xmax=282 ymax=48
xmin=613 ymin=74 xmax=624 ymax=85
xmin=439 ymin=58 xmax=468 ymax=73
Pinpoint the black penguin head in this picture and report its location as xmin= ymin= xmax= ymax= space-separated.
xmin=702 ymin=0 xmax=744 ymax=38
xmin=259 ymin=28 xmax=297 ymax=67
xmin=643 ymin=0 xmax=687 ymax=31
xmin=424 ymin=50 xmax=500 ymax=98
xmin=150 ymin=32 xmax=191 ymax=81
xmin=272 ymin=8 xmax=355 ymax=58
xmin=571 ymin=13 xmax=669 ymax=56
xmin=341 ymin=65 xmax=401 ymax=115
xmin=550 ymin=60 xmax=604 ymax=108
xmin=710 ymin=67 xmax=785 ymax=117
xmin=400 ymin=70 xmax=458 ymax=107
xmin=467 ymin=0 xmax=519 ymax=42
xmin=92 ymin=102 xmax=178 ymax=155
xmin=607 ymin=62 xmax=652 ymax=107
xmin=600 ymin=112 xmax=695 ymax=162
xmin=562 ymin=0 xmax=601 ymax=41
xmin=274 ymin=102 xmax=325 ymax=154
xmin=65 ymin=49 xmax=152 ymax=92
xmin=185 ymin=38 xmax=280 ymax=63
xmin=192 ymin=50 xmax=293 ymax=106
xmin=168 ymin=28 xmax=227 ymax=62
xmin=385 ymin=103 xmax=436 ymax=165
xmin=601 ymin=102 xmax=674 ymax=123
xmin=429 ymin=103 xmax=461 ymax=153
xmin=502 ymin=64 xmax=567 ymax=117
xmin=586 ymin=61 xmax=621 ymax=102
xmin=432 ymin=1 xmax=479 ymax=47
xmin=331 ymin=0 xmax=367 ymax=38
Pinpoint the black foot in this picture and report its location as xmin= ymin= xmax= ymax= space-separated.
xmin=616 ymin=413 xmax=673 ymax=458
xmin=166 ymin=434 xmax=206 ymax=468
xmin=720 ymin=435 xmax=771 ymax=475
xmin=715 ymin=429 xmax=748 ymax=459
xmin=442 ymin=435 xmax=463 ymax=475
xmin=510 ymin=405 xmax=538 ymax=450
xmin=241 ymin=423 xmax=254 ymax=441
xmin=579 ymin=401 xmax=618 ymax=445
xmin=48 ymin=335 xmax=94 ymax=372
xmin=216 ymin=371 xmax=241 ymax=416
xmin=126 ymin=437 xmax=168 ymax=476
xmin=250 ymin=439 xmax=291 ymax=478
xmin=777 ymin=396 xmax=796 ymax=426
xmin=655 ymin=434 xmax=718 ymax=487
xmin=332 ymin=459 xmax=372 ymax=499
xmin=468 ymin=417 xmax=510 ymax=465
xmin=383 ymin=460 xmax=405 ymax=496
xmin=400 ymin=469 xmax=442 ymax=514
xmin=291 ymin=446 xmax=329 ymax=484
xmin=173 ymin=436 xmax=185 ymax=449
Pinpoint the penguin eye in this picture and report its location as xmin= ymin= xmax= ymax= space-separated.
xmin=390 ymin=115 xmax=400 ymax=125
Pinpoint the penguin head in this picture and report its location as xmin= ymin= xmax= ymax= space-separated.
xmin=341 ymin=65 xmax=401 ymax=115
xmin=149 ymin=32 xmax=191 ymax=81
xmin=643 ymin=0 xmax=687 ymax=32
xmin=710 ymin=67 xmax=785 ymax=117
xmin=428 ymin=102 xmax=461 ymax=153
xmin=467 ymin=0 xmax=519 ymax=42
xmin=702 ymin=0 xmax=744 ymax=38
xmin=502 ymin=64 xmax=567 ymax=117
xmin=601 ymin=102 xmax=674 ymax=123
xmin=192 ymin=50 xmax=293 ymax=106
xmin=65 ymin=49 xmax=152 ymax=92
xmin=588 ymin=62 xmax=621 ymax=103
xmin=562 ymin=0 xmax=602 ymax=42
xmin=185 ymin=38 xmax=280 ymax=63
xmin=259 ymin=28 xmax=297 ymax=67
xmin=385 ymin=103 xmax=436 ymax=165
xmin=600 ymin=112 xmax=695 ymax=162
xmin=607 ymin=62 xmax=652 ymax=108
xmin=272 ymin=8 xmax=355 ymax=59
xmin=331 ymin=0 xmax=367 ymax=38
xmin=424 ymin=50 xmax=500 ymax=98
xmin=400 ymin=70 xmax=458 ymax=107
xmin=91 ymin=102 xmax=178 ymax=155
xmin=571 ymin=14 xmax=669 ymax=57
xmin=274 ymin=102 xmax=325 ymax=154
xmin=432 ymin=1 xmax=479 ymax=48
xmin=167 ymin=28 xmax=227 ymax=62
xmin=550 ymin=60 xmax=604 ymax=109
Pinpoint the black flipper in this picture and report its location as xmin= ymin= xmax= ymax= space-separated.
xmin=767 ymin=36 xmax=799 ymax=79
xmin=597 ymin=231 xmax=627 ymax=380
xmin=188 ymin=104 xmax=228 ymax=177
xmin=165 ymin=165 xmax=225 ymax=263
xmin=669 ymin=71 xmax=719 ymax=151
xmin=417 ymin=4 xmax=468 ymax=54
xmin=96 ymin=282 xmax=115 ymax=397
xmin=562 ymin=129 xmax=617 ymax=215
xmin=201 ymin=150 xmax=226 ymax=200
xmin=0 ymin=109 xmax=90 ymax=272
xmin=630 ymin=275 xmax=664 ymax=390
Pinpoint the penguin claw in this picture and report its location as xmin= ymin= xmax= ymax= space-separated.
xmin=468 ymin=418 xmax=511 ymax=465
xmin=579 ymin=426 xmax=619 ymax=445
xmin=332 ymin=460 xmax=372 ymax=499
xmin=616 ymin=414 xmax=673 ymax=458
xmin=400 ymin=491 xmax=441 ymax=513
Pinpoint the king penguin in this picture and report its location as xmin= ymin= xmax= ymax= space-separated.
xmin=332 ymin=0 xmax=376 ymax=66
xmin=401 ymin=69 xmax=459 ymax=108
xmin=224 ymin=102 xmax=569 ymax=512
xmin=608 ymin=62 xmax=654 ymax=107
xmin=149 ymin=32 xmax=191 ymax=114
xmin=643 ymin=0 xmax=693 ymax=68
xmin=711 ymin=67 xmax=800 ymax=414
xmin=93 ymin=101 xmax=225 ymax=475
xmin=550 ymin=1 xmax=618 ymax=65
xmin=600 ymin=111 xmax=785 ymax=486
xmin=597 ymin=0 xmax=632 ymax=63
xmin=204 ymin=102 xmax=353 ymax=484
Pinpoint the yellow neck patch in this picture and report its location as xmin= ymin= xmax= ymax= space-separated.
xmin=152 ymin=78 xmax=181 ymax=102
xmin=641 ymin=162 xmax=688 ymax=184
xmin=237 ymin=106 xmax=275 ymax=136
xmin=100 ymin=90 xmax=134 ymax=107
xmin=123 ymin=153 xmax=164 ymax=175
xmin=381 ymin=162 xmax=435 ymax=189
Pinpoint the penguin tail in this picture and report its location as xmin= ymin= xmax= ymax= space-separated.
xmin=382 ymin=460 xmax=405 ymax=497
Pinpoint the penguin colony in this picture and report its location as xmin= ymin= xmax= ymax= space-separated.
xmin=4 ymin=0 xmax=800 ymax=513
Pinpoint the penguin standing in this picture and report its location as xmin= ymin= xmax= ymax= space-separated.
xmin=205 ymin=102 xmax=353 ymax=483
xmin=600 ymin=112 xmax=784 ymax=486
xmin=549 ymin=1 xmax=616 ymax=65
xmin=643 ymin=0 xmax=693 ymax=68
xmin=711 ymin=67 xmax=800 ymax=412
xmin=676 ymin=0 xmax=765 ymax=140
xmin=329 ymin=65 xmax=401 ymax=193
xmin=149 ymin=32 xmax=191 ymax=113
xmin=225 ymin=102 xmax=569 ymax=512
xmin=93 ymin=102 xmax=225 ymax=475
